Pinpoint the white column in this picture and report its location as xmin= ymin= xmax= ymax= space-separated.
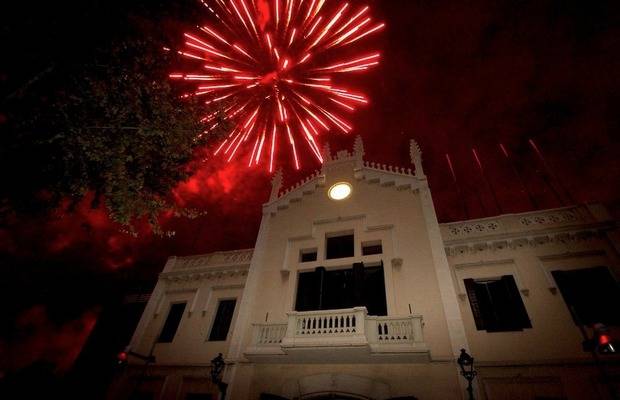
xmin=417 ymin=179 xmax=478 ymax=399
xmin=225 ymin=207 xmax=272 ymax=398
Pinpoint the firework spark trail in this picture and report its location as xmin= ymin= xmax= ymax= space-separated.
xmin=169 ymin=0 xmax=384 ymax=172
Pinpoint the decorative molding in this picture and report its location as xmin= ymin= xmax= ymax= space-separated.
xmin=409 ymin=138 xmax=425 ymax=178
xmin=519 ymin=209 xmax=580 ymax=226
xmin=365 ymin=224 xmax=394 ymax=232
xmin=270 ymin=168 xmax=283 ymax=202
xmin=353 ymin=136 xmax=364 ymax=169
xmin=314 ymin=214 xmax=365 ymax=225
xmin=444 ymin=229 xmax=606 ymax=257
xmin=441 ymin=206 xmax=613 ymax=249
xmin=391 ymin=257 xmax=403 ymax=269
xmin=321 ymin=142 xmax=332 ymax=162
xmin=169 ymin=249 xmax=253 ymax=272
xmin=261 ymin=138 xmax=422 ymax=216
xmin=161 ymin=265 xmax=249 ymax=283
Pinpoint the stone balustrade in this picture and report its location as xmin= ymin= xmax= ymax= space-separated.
xmin=248 ymin=307 xmax=426 ymax=356
xmin=253 ymin=323 xmax=287 ymax=346
xmin=366 ymin=315 xmax=425 ymax=345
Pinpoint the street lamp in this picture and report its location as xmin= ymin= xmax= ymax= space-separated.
xmin=210 ymin=353 xmax=227 ymax=400
xmin=457 ymin=348 xmax=477 ymax=400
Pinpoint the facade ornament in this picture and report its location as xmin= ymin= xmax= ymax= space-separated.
xmin=321 ymin=142 xmax=332 ymax=162
xmin=409 ymin=139 xmax=426 ymax=178
xmin=353 ymin=135 xmax=365 ymax=168
xmin=353 ymin=135 xmax=365 ymax=157
xmin=270 ymin=168 xmax=283 ymax=202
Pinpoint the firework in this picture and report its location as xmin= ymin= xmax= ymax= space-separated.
xmin=169 ymin=0 xmax=384 ymax=172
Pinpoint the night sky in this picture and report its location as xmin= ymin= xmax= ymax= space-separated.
xmin=1 ymin=0 xmax=619 ymax=385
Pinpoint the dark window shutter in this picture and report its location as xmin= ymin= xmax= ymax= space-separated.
xmin=363 ymin=263 xmax=387 ymax=316
xmin=501 ymin=275 xmax=531 ymax=329
xmin=158 ymin=302 xmax=186 ymax=343
xmin=352 ymin=262 xmax=365 ymax=307
xmin=316 ymin=266 xmax=326 ymax=310
xmin=552 ymin=267 xmax=620 ymax=326
xmin=295 ymin=270 xmax=320 ymax=311
xmin=208 ymin=299 xmax=236 ymax=341
xmin=464 ymin=279 xmax=485 ymax=331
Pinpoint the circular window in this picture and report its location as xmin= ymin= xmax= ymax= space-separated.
xmin=328 ymin=182 xmax=352 ymax=200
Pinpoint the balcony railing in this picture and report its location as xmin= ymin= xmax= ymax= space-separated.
xmin=253 ymin=323 xmax=287 ymax=346
xmin=246 ymin=307 xmax=428 ymax=361
xmin=283 ymin=307 xmax=369 ymax=347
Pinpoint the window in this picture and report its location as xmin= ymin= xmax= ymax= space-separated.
xmin=464 ymin=275 xmax=531 ymax=332
xmin=326 ymin=234 xmax=354 ymax=259
xmin=158 ymin=302 xmax=186 ymax=343
xmin=300 ymin=248 xmax=318 ymax=262
xmin=552 ymin=266 xmax=620 ymax=326
xmin=362 ymin=240 xmax=382 ymax=256
xmin=208 ymin=299 xmax=237 ymax=341
xmin=295 ymin=263 xmax=387 ymax=315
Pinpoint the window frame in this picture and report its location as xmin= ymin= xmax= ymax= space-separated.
xmin=551 ymin=266 xmax=620 ymax=326
xmin=325 ymin=232 xmax=355 ymax=260
xmin=299 ymin=248 xmax=318 ymax=263
xmin=294 ymin=262 xmax=387 ymax=316
xmin=361 ymin=240 xmax=383 ymax=256
xmin=464 ymin=275 xmax=532 ymax=332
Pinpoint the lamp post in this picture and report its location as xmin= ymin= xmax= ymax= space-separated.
xmin=457 ymin=348 xmax=477 ymax=400
xmin=210 ymin=353 xmax=227 ymax=400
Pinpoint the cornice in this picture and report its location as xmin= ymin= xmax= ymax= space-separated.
xmin=160 ymin=264 xmax=249 ymax=283
xmin=444 ymin=225 xmax=611 ymax=257
xmin=441 ymin=205 xmax=617 ymax=257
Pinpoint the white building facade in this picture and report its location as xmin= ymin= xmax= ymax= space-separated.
xmin=111 ymin=138 xmax=620 ymax=400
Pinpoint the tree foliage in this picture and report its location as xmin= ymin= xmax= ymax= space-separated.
xmin=0 ymin=36 xmax=222 ymax=233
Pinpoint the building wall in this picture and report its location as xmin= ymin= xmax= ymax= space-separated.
xmin=117 ymin=147 xmax=620 ymax=400
xmin=234 ymin=161 xmax=455 ymax=361
xmin=127 ymin=252 xmax=251 ymax=367
xmin=443 ymin=205 xmax=620 ymax=399
xmin=443 ymin=205 xmax=620 ymax=363
xmin=220 ymin=151 xmax=468 ymax=399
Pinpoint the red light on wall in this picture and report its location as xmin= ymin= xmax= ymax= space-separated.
xmin=599 ymin=334 xmax=611 ymax=346
xmin=117 ymin=351 xmax=128 ymax=362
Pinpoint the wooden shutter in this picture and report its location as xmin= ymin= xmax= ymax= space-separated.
xmin=464 ymin=278 xmax=486 ymax=330
xmin=316 ymin=266 xmax=326 ymax=310
xmin=208 ymin=299 xmax=236 ymax=341
xmin=553 ymin=267 xmax=620 ymax=326
xmin=352 ymin=262 xmax=365 ymax=307
xmin=501 ymin=275 xmax=532 ymax=329
xmin=295 ymin=269 xmax=323 ymax=311
xmin=158 ymin=302 xmax=186 ymax=343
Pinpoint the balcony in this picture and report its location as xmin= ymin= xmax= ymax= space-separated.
xmin=245 ymin=307 xmax=429 ymax=363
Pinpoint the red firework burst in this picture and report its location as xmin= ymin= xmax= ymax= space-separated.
xmin=169 ymin=0 xmax=384 ymax=172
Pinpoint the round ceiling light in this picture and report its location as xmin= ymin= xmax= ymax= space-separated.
xmin=328 ymin=182 xmax=352 ymax=200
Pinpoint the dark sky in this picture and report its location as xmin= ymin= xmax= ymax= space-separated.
xmin=1 ymin=0 xmax=619 ymax=377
